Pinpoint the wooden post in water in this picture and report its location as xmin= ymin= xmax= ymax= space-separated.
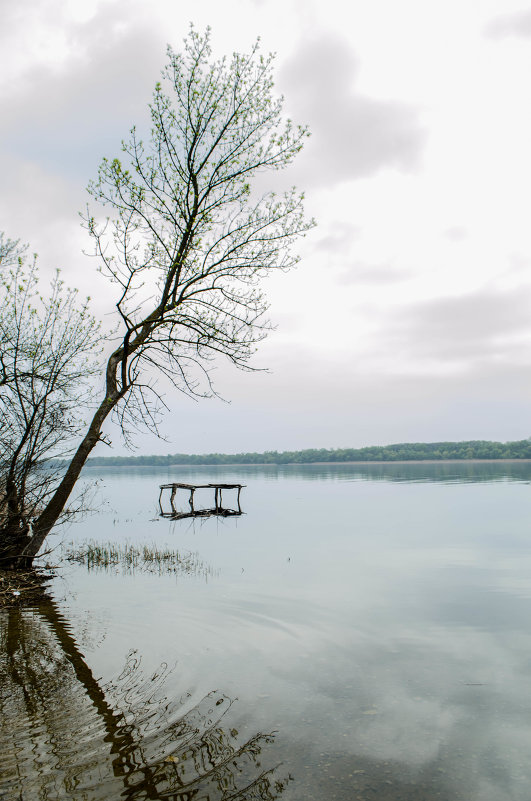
xmin=158 ymin=482 xmax=245 ymax=518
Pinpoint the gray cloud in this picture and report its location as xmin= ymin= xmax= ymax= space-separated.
xmin=314 ymin=222 xmax=361 ymax=253
xmin=338 ymin=261 xmax=412 ymax=285
xmin=313 ymin=222 xmax=411 ymax=283
xmin=278 ymin=35 xmax=426 ymax=187
xmin=0 ymin=1 xmax=169 ymax=287
xmin=0 ymin=5 xmax=166 ymax=182
xmin=484 ymin=8 xmax=531 ymax=38
xmin=379 ymin=286 xmax=531 ymax=363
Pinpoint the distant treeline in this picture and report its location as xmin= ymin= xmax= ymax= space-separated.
xmin=86 ymin=440 xmax=531 ymax=466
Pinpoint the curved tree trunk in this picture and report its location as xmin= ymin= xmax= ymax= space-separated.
xmin=0 ymin=343 xmax=128 ymax=569
xmin=19 ymin=398 xmax=118 ymax=567
xmin=1 ymin=398 xmax=112 ymax=569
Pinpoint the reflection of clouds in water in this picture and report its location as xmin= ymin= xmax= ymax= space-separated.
xmin=164 ymin=575 xmax=531 ymax=798
xmin=204 ymin=560 xmax=531 ymax=799
xmin=267 ymin=621 xmax=531 ymax=799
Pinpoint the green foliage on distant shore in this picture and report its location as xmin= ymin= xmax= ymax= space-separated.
xmin=86 ymin=439 xmax=531 ymax=467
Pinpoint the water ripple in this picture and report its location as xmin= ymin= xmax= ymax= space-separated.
xmin=0 ymin=603 xmax=291 ymax=801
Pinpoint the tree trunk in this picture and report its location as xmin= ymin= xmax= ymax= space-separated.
xmin=1 ymin=391 xmax=119 ymax=569
xmin=0 ymin=479 xmax=32 ymax=569
xmin=0 ymin=526 xmax=32 ymax=570
xmin=21 ymin=397 xmax=117 ymax=565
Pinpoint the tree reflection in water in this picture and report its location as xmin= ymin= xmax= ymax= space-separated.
xmin=0 ymin=587 xmax=290 ymax=801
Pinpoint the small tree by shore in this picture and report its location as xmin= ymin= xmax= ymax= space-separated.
xmin=0 ymin=28 xmax=313 ymax=568
xmin=0 ymin=237 xmax=102 ymax=567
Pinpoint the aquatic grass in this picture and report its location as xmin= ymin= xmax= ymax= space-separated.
xmin=60 ymin=540 xmax=214 ymax=578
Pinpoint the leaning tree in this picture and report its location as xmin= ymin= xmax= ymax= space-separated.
xmin=0 ymin=27 xmax=313 ymax=568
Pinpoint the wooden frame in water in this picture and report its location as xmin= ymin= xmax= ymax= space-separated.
xmin=158 ymin=483 xmax=245 ymax=520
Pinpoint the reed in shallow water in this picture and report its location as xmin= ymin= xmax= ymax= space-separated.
xmin=60 ymin=540 xmax=214 ymax=577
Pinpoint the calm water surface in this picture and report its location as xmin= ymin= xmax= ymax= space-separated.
xmin=2 ymin=462 xmax=531 ymax=800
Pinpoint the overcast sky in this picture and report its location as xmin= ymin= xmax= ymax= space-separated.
xmin=2 ymin=0 xmax=531 ymax=455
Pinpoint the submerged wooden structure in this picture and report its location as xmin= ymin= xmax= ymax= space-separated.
xmin=159 ymin=483 xmax=244 ymax=520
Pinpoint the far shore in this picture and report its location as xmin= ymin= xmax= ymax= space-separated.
xmin=87 ymin=458 xmax=531 ymax=467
